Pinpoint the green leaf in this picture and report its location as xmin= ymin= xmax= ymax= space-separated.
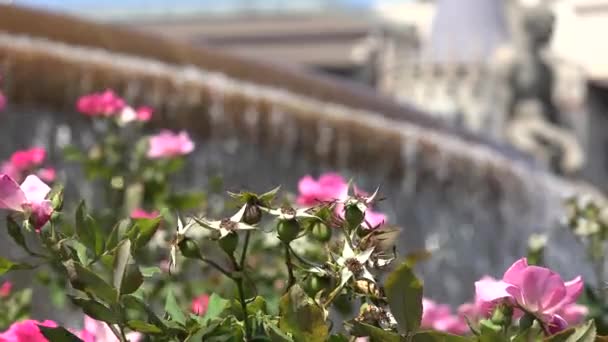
xmin=167 ymin=192 xmax=206 ymax=210
xmin=6 ymin=216 xmax=28 ymax=252
xmin=107 ymin=219 xmax=131 ymax=252
xmin=203 ymin=293 xmax=230 ymax=323
xmin=278 ymin=284 xmax=329 ymax=342
xmin=165 ymin=288 xmax=186 ymax=325
xmin=350 ymin=322 xmax=401 ymax=342
xmin=75 ymin=202 xmax=104 ymax=255
xmin=127 ymin=320 xmax=163 ymax=334
xmin=38 ymin=325 xmax=83 ymax=342
xmin=130 ymin=217 xmax=162 ymax=250
xmin=385 ymin=261 xmax=423 ymax=334
xmin=0 ymin=257 xmax=33 ymax=276
xmin=64 ymin=260 xmax=118 ymax=304
xmin=140 ymin=266 xmax=162 ymax=277
xmin=412 ymin=331 xmax=474 ymax=342
xmin=545 ymin=320 xmax=596 ymax=342
xmin=113 ymin=240 xmax=142 ymax=295
xmin=63 ymin=145 xmax=85 ymax=162
xmin=478 ymin=320 xmax=507 ymax=342
xmin=70 ymin=296 xmax=120 ymax=324
xmin=121 ymin=295 xmax=167 ymax=331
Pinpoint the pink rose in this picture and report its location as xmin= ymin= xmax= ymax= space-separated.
xmin=78 ymin=316 xmax=141 ymax=342
xmin=0 ymin=281 xmax=12 ymax=298
xmin=130 ymin=208 xmax=160 ymax=220
xmin=10 ymin=148 xmax=46 ymax=172
xmin=556 ymin=303 xmax=588 ymax=326
xmin=297 ymin=173 xmax=348 ymax=205
xmin=135 ymin=106 xmax=153 ymax=122
xmin=37 ymin=168 xmax=56 ymax=183
xmin=147 ymin=130 xmax=195 ymax=159
xmin=0 ymin=162 xmax=20 ymax=182
xmin=421 ymin=298 xmax=468 ymax=335
xmin=76 ymin=90 xmax=125 ymax=117
xmin=191 ymin=294 xmax=210 ymax=316
xmin=0 ymin=174 xmax=53 ymax=230
xmin=0 ymin=92 xmax=5 ymax=111
xmin=0 ymin=319 xmax=57 ymax=342
xmin=475 ymin=258 xmax=583 ymax=333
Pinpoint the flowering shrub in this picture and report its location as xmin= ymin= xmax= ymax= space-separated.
xmin=0 ymin=90 xmax=602 ymax=341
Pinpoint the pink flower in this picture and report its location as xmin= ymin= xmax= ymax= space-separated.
xmin=147 ymin=130 xmax=195 ymax=159
xmin=297 ymin=173 xmax=348 ymax=205
xmin=0 ymin=319 xmax=57 ymax=342
xmin=76 ymin=90 xmax=125 ymax=117
xmin=10 ymin=148 xmax=46 ymax=171
xmin=421 ymin=298 xmax=468 ymax=335
xmin=557 ymin=303 xmax=588 ymax=326
xmin=474 ymin=258 xmax=583 ymax=332
xmin=362 ymin=209 xmax=386 ymax=229
xmin=130 ymin=208 xmax=159 ymax=219
xmin=79 ymin=316 xmax=141 ymax=342
xmin=0 ymin=162 xmax=20 ymax=182
xmin=0 ymin=174 xmax=53 ymax=230
xmin=191 ymin=294 xmax=210 ymax=316
xmin=37 ymin=168 xmax=56 ymax=183
xmin=0 ymin=92 xmax=5 ymax=111
xmin=135 ymin=106 xmax=153 ymax=122
xmin=0 ymin=281 xmax=12 ymax=298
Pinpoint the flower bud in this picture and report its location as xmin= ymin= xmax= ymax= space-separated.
xmin=277 ymin=219 xmax=300 ymax=243
xmin=490 ymin=303 xmax=513 ymax=327
xmin=219 ymin=232 xmax=239 ymax=255
xmin=51 ymin=189 xmax=64 ymax=211
xmin=345 ymin=204 xmax=364 ymax=229
xmin=304 ymin=275 xmax=331 ymax=297
xmin=243 ymin=203 xmax=262 ymax=225
xmin=310 ymin=222 xmax=332 ymax=242
xmin=519 ymin=312 xmax=535 ymax=331
xmin=178 ymin=238 xmax=202 ymax=259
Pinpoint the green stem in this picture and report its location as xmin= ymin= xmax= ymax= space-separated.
xmin=240 ymin=231 xmax=251 ymax=268
xmin=235 ymin=277 xmax=252 ymax=340
xmin=284 ymin=244 xmax=295 ymax=292
xmin=323 ymin=282 xmax=345 ymax=308
xmin=287 ymin=245 xmax=321 ymax=268
xmin=201 ymin=257 xmax=232 ymax=278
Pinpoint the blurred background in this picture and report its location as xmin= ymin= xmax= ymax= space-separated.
xmin=0 ymin=0 xmax=607 ymax=315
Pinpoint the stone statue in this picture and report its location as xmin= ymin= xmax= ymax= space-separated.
xmin=504 ymin=4 xmax=585 ymax=175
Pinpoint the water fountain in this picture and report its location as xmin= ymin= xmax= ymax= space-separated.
xmin=0 ymin=5 xmax=603 ymax=313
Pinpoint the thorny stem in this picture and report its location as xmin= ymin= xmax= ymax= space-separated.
xmin=323 ymin=282 xmax=346 ymax=308
xmin=201 ymin=257 xmax=232 ymax=279
xmin=106 ymin=323 xmax=125 ymax=342
xmin=284 ymin=244 xmax=295 ymax=292
xmin=235 ymin=277 xmax=251 ymax=341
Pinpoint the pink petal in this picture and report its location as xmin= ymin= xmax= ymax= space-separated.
xmin=20 ymin=175 xmax=51 ymax=203
xmin=502 ymin=258 xmax=528 ymax=287
xmin=130 ymin=209 xmax=160 ymax=219
xmin=548 ymin=314 xmax=568 ymax=335
xmin=475 ymin=278 xmax=513 ymax=304
xmin=558 ymin=304 xmax=588 ymax=325
xmin=362 ymin=209 xmax=386 ymax=229
xmin=562 ymin=276 xmax=584 ymax=306
xmin=515 ymin=266 xmax=566 ymax=314
xmin=0 ymin=174 xmax=26 ymax=211
xmin=29 ymin=200 xmax=53 ymax=231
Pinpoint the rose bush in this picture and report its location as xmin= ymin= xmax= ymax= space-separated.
xmin=0 ymin=89 xmax=603 ymax=341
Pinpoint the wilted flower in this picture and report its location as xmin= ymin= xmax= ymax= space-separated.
xmin=169 ymin=215 xmax=196 ymax=273
xmin=130 ymin=208 xmax=160 ymax=219
xmin=0 ymin=281 xmax=12 ymax=298
xmin=147 ymin=130 xmax=195 ymax=159
xmin=261 ymin=205 xmax=317 ymax=221
xmin=0 ymin=174 xmax=53 ymax=230
xmin=76 ymin=90 xmax=125 ymax=117
xmin=336 ymin=242 xmax=375 ymax=287
xmin=79 ymin=316 xmax=142 ymax=342
xmin=191 ymin=294 xmax=210 ymax=316
xmin=0 ymin=319 xmax=57 ymax=342
xmin=194 ymin=204 xmax=256 ymax=238
xmin=475 ymin=258 xmax=583 ymax=333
